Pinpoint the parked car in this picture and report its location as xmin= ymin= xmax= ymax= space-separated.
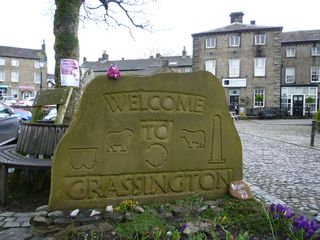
xmin=43 ymin=108 xmax=57 ymax=121
xmin=0 ymin=104 xmax=19 ymax=145
xmin=18 ymin=97 xmax=35 ymax=107
xmin=0 ymin=96 xmax=17 ymax=106
xmin=0 ymin=102 xmax=32 ymax=121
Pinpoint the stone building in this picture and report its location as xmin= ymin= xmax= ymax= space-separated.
xmin=192 ymin=12 xmax=320 ymax=116
xmin=192 ymin=12 xmax=283 ymax=115
xmin=281 ymin=30 xmax=320 ymax=116
xmin=0 ymin=41 xmax=47 ymax=102
xmin=81 ymin=48 xmax=192 ymax=86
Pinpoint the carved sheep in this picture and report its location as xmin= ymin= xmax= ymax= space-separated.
xmin=180 ymin=129 xmax=205 ymax=149
xmin=105 ymin=129 xmax=134 ymax=153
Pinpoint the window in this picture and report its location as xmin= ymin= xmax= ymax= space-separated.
xmin=229 ymin=35 xmax=240 ymax=47
xmin=205 ymin=59 xmax=216 ymax=75
xmin=229 ymin=59 xmax=240 ymax=77
xmin=255 ymin=34 xmax=266 ymax=45
xmin=0 ymin=70 xmax=4 ymax=81
xmin=286 ymin=48 xmax=296 ymax=57
xmin=311 ymin=66 xmax=320 ymax=82
xmin=254 ymin=58 xmax=266 ymax=76
xmin=254 ymin=88 xmax=265 ymax=108
xmin=11 ymin=70 xmax=19 ymax=82
xmin=35 ymin=61 xmax=41 ymax=68
xmin=311 ymin=47 xmax=320 ymax=56
xmin=0 ymin=58 xmax=5 ymax=65
xmin=22 ymin=92 xmax=31 ymax=99
xmin=285 ymin=67 xmax=296 ymax=83
xmin=205 ymin=37 xmax=216 ymax=48
xmin=34 ymin=72 xmax=41 ymax=83
xmin=11 ymin=59 xmax=19 ymax=67
xmin=11 ymin=89 xmax=18 ymax=99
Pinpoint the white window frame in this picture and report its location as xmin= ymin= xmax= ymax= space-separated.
xmin=229 ymin=35 xmax=240 ymax=47
xmin=311 ymin=66 xmax=320 ymax=83
xmin=311 ymin=47 xmax=320 ymax=56
xmin=285 ymin=67 xmax=296 ymax=83
xmin=255 ymin=34 xmax=266 ymax=45
xmin=0 ymin=70 xmax=4 ymax=81
xmin=254 ymin=88 xmax=265 ymax=108
xmin=205 ymin=37 xmax=216 ymax=49
xmin=286 ymin=48 xmax=296 ymax=58
xmin=229 ymin=59 xmax=240 ymax=77
xmin=34 ymin=72 xmax=41 ymax=83
xmin=0 ymin=58 xmax=5 ymax=65
xmin=254 ymin=58 xmax=266 ymax=77
xmin=11 ymin=59 xmax=20 ymax=67
xmin=205 ymin=59 xmax=216 ymax=75
xmin=11 ymin=70 xmax=19 ymax=82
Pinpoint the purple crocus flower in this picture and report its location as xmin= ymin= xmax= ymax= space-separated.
xmin=305 ymin=229 xmax=314 ymax=239
xmin=310 ymin=219 xmax=319 ymax=231
xmin=283 ymin=207 xmax=295 ymax=218
xmin=294 ymin=216 xmax=306 ymax=229
xmin=270 ymin=203 xmax=276 ymax=213
xmin=180 ymin=223 xmax=187 ymax=233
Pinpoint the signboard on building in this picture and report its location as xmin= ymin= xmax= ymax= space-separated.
xmin=222 ymin=78 xmax=247 ymax=88
xmin=60 ymin=59 xmax=80 ymax=87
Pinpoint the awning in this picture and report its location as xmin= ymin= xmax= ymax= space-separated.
xmin=18 ymin=85 xmax=34 ymax=90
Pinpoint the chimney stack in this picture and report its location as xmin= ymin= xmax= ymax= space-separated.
xmin=250 ymin=20 xmax=256 ymax=25
xmin=101 ymin=50 xmax=109 ymax=61
xmin=182 ymin=46 xmax=187 ymax=57
xmin=230 ymin=12 xmax=244 ymax=23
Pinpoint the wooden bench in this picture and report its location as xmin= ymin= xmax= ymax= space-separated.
xmin=0 ymin=87 xmax=72 ymax=205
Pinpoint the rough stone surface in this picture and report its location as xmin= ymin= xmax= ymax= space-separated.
xmin=0 ymin=228 xmax=33 ymax=240
xmin=49 ymin=71 xmax=242 ymax=210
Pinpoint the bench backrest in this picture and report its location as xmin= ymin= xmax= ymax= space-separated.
xmin=31 ymin=87 xmax=73 ymax=124
xmin=16 ymin=87 xmax=73 ymax=157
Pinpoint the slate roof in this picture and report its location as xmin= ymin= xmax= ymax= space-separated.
xmin=192 ymin=22 xmax=282 ymax=37
xmin=281 ymin=30 xmax=320 ymax=43
xmin=81 ymin=55 xmax=192 ymax=72
xmin=0 ymin=45 xmax=43 ymax=60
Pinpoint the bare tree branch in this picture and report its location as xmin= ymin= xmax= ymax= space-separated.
xmin=80 ymin=0 xmax=153 ymax=33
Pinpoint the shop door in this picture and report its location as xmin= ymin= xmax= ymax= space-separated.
xmin=292 ymin=95 xmax=303 ymax=116
xmin=229 ymin=95 xmax=239 ymax=112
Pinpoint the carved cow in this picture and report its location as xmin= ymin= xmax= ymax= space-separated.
xmin=180 ymin=129 xmax=205 ymax=149
xmin=105 ymin=129 xmax=134 ymax=153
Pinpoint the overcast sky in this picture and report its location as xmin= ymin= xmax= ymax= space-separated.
xmin=1 ymin=0 xmax=319 ymax=73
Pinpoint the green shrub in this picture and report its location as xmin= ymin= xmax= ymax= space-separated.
xmin=315 ymin=109 xmax=320 ymax=123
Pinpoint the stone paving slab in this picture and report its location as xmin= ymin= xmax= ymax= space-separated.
xmin=235 ymin=119 xmax=320 ymax=216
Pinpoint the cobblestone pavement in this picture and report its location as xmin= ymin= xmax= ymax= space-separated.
xmin=235 ymin=119 xmax=320 ymax=216
xmin=0 ymin=119 xmax=319 ymax=239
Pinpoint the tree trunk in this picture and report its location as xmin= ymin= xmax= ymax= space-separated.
xmin=54 ymin=0 xmax=84 ymax=124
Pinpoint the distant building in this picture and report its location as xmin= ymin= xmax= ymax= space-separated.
xmin=192 ymin=12 xmax=320 ymax=116
xmin=0 ymin=41 xmax=47 ymax=101
xmin=281 ymin=30 xmax=320 ymax=116
xmin=81 ymin=48 xmax=192 ymax=86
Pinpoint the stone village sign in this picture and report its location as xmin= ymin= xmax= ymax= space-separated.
xmin=48 ymin=71 xmax=242 ymax=211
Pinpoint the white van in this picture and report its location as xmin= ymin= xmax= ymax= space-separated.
xmin=0 ymin=96 xmax=16 ymax=106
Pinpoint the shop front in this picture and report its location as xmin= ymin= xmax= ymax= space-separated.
xmin=281 ymin=86 xmax=318 ymax=116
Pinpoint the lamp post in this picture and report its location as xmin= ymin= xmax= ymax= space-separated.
xmin=38 ymin=58 xmax=45 ymax=91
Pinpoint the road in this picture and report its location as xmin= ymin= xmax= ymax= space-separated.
xmin=235 ymin=119 xmax=320 ymax=216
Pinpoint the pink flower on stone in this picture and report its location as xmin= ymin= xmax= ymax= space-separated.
xmin=107 ymin=64 xmax=121 ymax=80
